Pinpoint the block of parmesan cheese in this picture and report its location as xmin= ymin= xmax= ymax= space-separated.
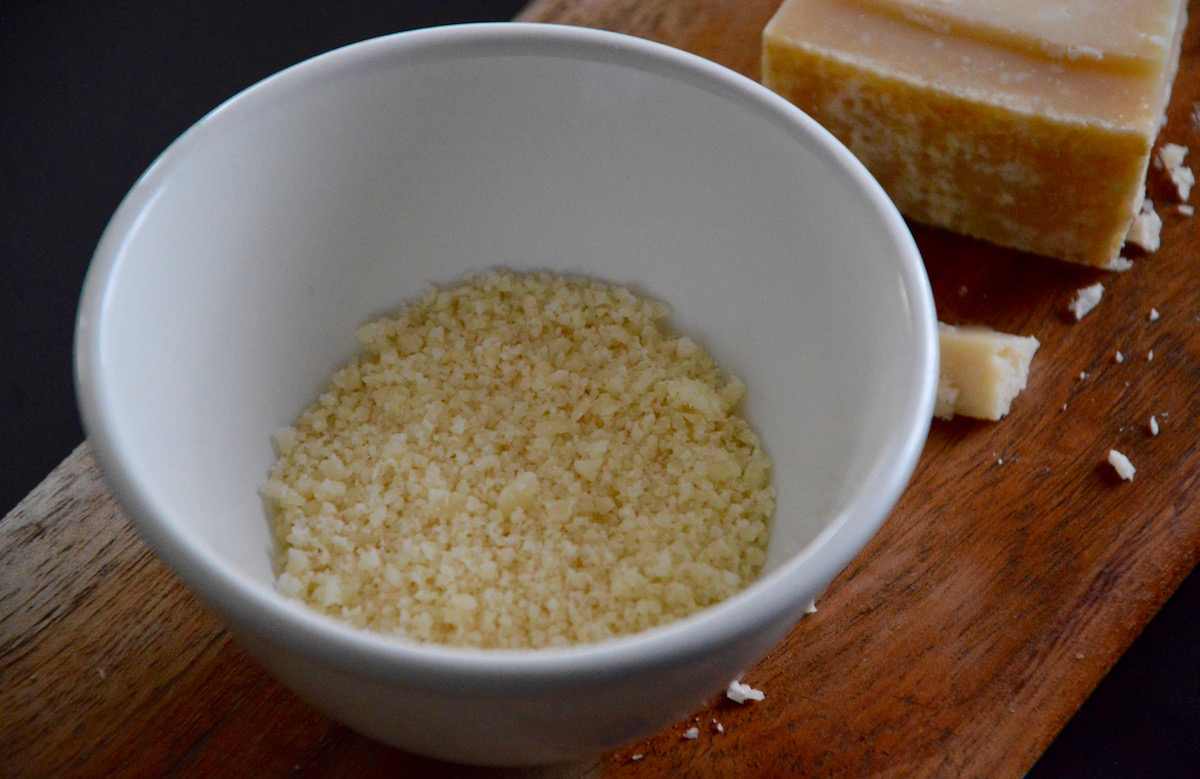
xmin=935 ymin=323 xmax=1039 ymax=421
xmin=762 ymin=0 xmax=1189 ymax=267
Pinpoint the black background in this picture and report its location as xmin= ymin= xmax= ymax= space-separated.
xmin=2 ymin=3 xmax=1197 ymax=776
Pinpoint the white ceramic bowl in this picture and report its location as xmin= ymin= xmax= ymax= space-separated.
xmin=75 ymin=23 xmax=936 ymax=766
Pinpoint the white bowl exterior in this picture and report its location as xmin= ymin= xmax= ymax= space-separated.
xmin=76 ymin=23 xmax=936 ymax=765
xmin=233 ymin=615 xmax=796 ymax=764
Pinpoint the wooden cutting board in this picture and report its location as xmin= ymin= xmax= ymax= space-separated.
xmin=3 ymin=2 xmax=1198 ymax=776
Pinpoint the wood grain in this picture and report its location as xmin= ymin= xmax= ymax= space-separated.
xmin=4 ymin=1 xmax=1200 ymax=776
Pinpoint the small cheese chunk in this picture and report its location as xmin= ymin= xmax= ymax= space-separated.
xmin=1160 ymin=142 xmax=1188 ymax=170
xmin=762 ymin=0 xmax=1189 ymax=266
xmin=1169 ymin=167 xmax=1194 ymax=201
xmin=935 ymin=323 xmax=1039 ymax=421
xmin=1069 ymin=283 xmax=1104 ymax=320
xmin=1158 ymin=143 xmax=1194 ymax=201
xmin=726 ymin=680 xmax=766 ymax=704
xmin=1125 ymin=201 xmax=1162 ymax=253
xmin=1108 ymin=449 xmax=1136 ymax=481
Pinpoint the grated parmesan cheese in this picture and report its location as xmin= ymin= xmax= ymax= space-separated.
xmin=264 ymin=270 xmax=775 ymax=649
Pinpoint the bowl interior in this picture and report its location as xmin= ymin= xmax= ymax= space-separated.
xmin=80 ymin=25 xmax=933 ymax=635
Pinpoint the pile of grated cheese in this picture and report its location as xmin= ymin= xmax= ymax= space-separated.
xmin=263 ymin=270 xmax=775 ymax=649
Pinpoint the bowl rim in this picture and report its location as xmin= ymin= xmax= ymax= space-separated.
xmin=75 ymin=21 xmax=937 ymax=692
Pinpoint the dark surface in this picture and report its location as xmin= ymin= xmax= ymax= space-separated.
xmin=1 ymin=3 xmax=1196 ymax=776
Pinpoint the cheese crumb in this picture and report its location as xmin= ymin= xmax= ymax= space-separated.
xmin=682 ymin=727 xmax=700 ymax=740
xmin=1160 ymin=143 xmax=1187 ymax=170
xmin=726 ymin=680 xmax=766 ymax=704
xmin=1069 ymin=283 xmax=1103 ymax=320
xmin=1108 ymin=449 xmax=1136 ymax=481
xmin=1149 ymin=416 xmax=1160 ymax=436
xmin=1179 ymin=204 xmax=1195 ymax=217
xmin=1172 ymin=168 xmax=1194 ymax=201
xmin=805 ymin=599 xmax=818 ymax=614
xmin=1115 ymin=351 xmax=1124 ymax=364
xmin=1149 ymin=308 xmax=1160 ymax=322
xmin=1159 ymin=143 xmax=1193 ymax=201
xmin=1148 ymin=350 xmax=1154 ymax=362
xmin=630 ymin=754 xmax=643 ymax=761
xmin=1106 ymin=256 xmax=1134 ymax=272
xmin=715 ymin=722 xmax=725 ymax=733
xmin=1124 ymin=202 xmax=1161 ymax=253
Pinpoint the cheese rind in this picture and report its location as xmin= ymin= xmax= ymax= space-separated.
xmin=863 ymin=0 xmax=1181 ymax=74
xmin=935 ymin=323 xmax=1039 ymax=421
xmin=762 ymin=0 xmax=1188 ymax=266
